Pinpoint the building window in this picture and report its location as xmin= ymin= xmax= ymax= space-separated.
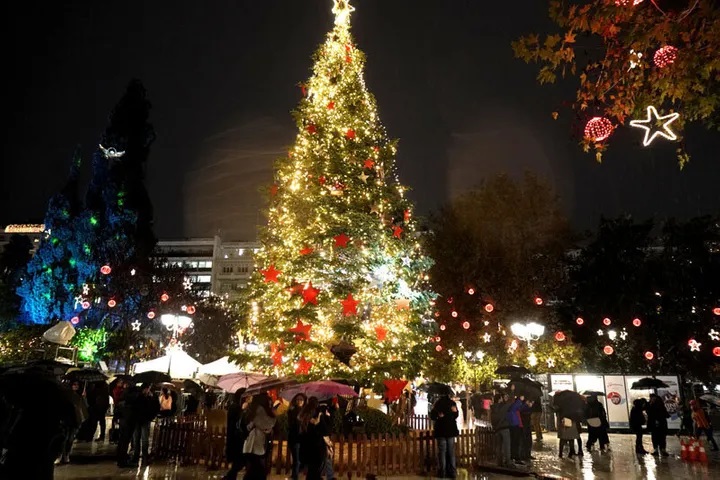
xmin=238 ymin=264 xmax=249 ymax=274
xmin=222 ymin=266 xmax=233 ymax=274
xmin=196 ymin=275 xmax=211 ymax=283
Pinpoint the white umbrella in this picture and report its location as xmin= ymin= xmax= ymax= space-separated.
xmin=217 ymin=372 xmax=269 ymax=393
xmin=197 ymin=373 xmax=220 ymax=387
xmin=198 ymin=356 xmax=243 ymax=376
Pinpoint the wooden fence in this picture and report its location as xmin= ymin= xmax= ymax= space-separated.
xmin=151 ymin=416 xmax=495 ymax=476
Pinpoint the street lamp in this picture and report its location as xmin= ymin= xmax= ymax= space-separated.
xmin=160 ymin=313 xmax=192 ymax=341
xmin=510 ymin=322 xmax=545 ymax=346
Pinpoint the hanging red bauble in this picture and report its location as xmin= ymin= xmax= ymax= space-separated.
xmin=440 ymin=324 xmax=446 ymax=331
xmin=375 ymin=325 xmax=388 ymax=341
xmin=82 ymin=301 xmax=90 ymax=310
xmin=436 ymin=345 xmax=443 ymax=352
xmin=451 ymin=310 xmax=458 ymax=318
xmin=334 ymin=233 xmax=350 ymax=248
xmin=603 ymin=345 xmax=614 ymax=355
xmin=603 ymin=317 xmax=612 ymax=326
xmin=576 ymin=317 xmax=585 ymax=326
xmin=447 ymin=297 xmax=453 ymax=304
xmin=100 ymin=265 xmax=112 ymax=275
xmin=555 ymin=331 xmax=566 ymax=342
xmin=345 ymin=129 xmax=356 ymax=139
xmin=584 ymin=117 xmax=614 ymax=142
xmin=161 ymin=293 xmax=169 ymax=302
xmin=462 ymin=321 xmax=471 ymax=330
xmin=654 ymin=45 xmax=678 ymax=68
xmin=713 ymin=307 xmax=720 ymax=316
xmin=485 ymin=303 xmax=494 ymax=313
xmin=467 ymin=288 xmax=475 ymax=295
xmin=306 ymin=124 xmax=317 ymax=134
xmin=108 ymin=299 xmax=116 ymax=308
xmin=632 ymin=318 xmax=642 ymax=327
xmin=534 ymin=296 xmax=543 ymax=306
xmin=644 ymin=351 xmax=654 ymax=360
xmin=70 ymin=316 xmax=80 ymax=325
xmin=147 ymin=311 xmax=156 ymax=319
xmin=186 ymin=305 xmax=196 ymax=315
xmin=434 ymin=336 xmax=441 ymax=342
xmin=341 ymin=293 xmax=359 ymax=316
xmin=261 ymin=265 xmax=281 ymax=283
xmin=713 ymin=347 xmax=720 ymax=357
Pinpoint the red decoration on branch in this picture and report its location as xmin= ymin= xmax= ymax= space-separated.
xmin=576 ymin=317 xmax=585 ymax=326
xmin=300 ymin=84 xmax=307 ymax=96
xmin=603 ymin=345 xmax=614 ymax=355
xmin=404 ymin=210 xmax=411 ymax=222
xmin=341 ymin=293 xmax=359 ymax=316
xmin=555 ymin=331 xmax=566 ymax=342
xmin=301 ymin=283 xmax=320 ymax=305
xmin=186 ymin=305 xmax=196 ymax=315
xmin=334 ymin=233 xmax=350 ymax=248
xmin=71 ymin=316 xmax=80 ymax=325
xmin=462 ymin=321 xmax=471 ymax=330
xmin=364 ymin=159 xmax=375 ymax=169
xmin=100 ymin=265 xmax=112 ymax=275
xmin=82 ymin=301 xmax=90 ymax=310
xmin=534 ymin=296 xmax=544 ymax=306
xmin=714 ymin=347 xmax=720 ymax=357
xmin=632 ymin=318 xmax=642 ymax=327
xmin=295 ymin=357 xmax=313 ymax=375
xmin=161 ymin=293 xmax=170 ymax=302
xmin=603 ymin=317 xmax=612 ymax=326
xmin=271 ymin=342 xmax=285 ymax=367
xmin=270 ymin=184 xmax=279 ymax=196
xmin=392 ymin=226 xmax=403 ymax=239
xmin=147 ymin=311 xmax=156 ymax=319
xmin=439 ymin=324 xmax=446 ymax=331
xmin=108 ymin=299 xmax=116 ymax=308
xmin=289 ymin=320 xmax=312 ymax=342
xmin=654 ymin=45 xmax=678 ymax=68
xmin=383 ymin=379 xmax=408 ymax=402
xmin=713 ymin=307 xmax=720 ymax=316
xmin=435 ymin=345 xmax=443 ymax=352
xmin=644 ymin=351 xmax=654 ymax=360
xmin=299 ymin=246 xmax=314 ymax=256
xmin=451 ymin=310 xmax=458 ymax=318
xmin=345 ymin=129 xmax=356 ymax=139
xmin=484 ymin=303 xmax=494 ymax=313
xmin=375 ymin=325 xmax=388 ymax=341
xmin=584 ymin=117 xmax=614 ymax=142
xmin=306 ymin=124 xmax=317 ymax=134
xmin=345 ymin=55 xmax=352 ymax=64
xmin=261 ymin=265 xmax=282 ymax=283
xmin=327 ymin=101 xmax=335 ymax=110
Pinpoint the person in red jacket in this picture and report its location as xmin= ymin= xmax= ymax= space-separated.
xmin=690 ymin=400 xmax=719 ymax=451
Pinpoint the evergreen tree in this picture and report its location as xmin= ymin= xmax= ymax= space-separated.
xmin=236 ymin=1 xmax=435 ymax=383
xmin=17 ymin=150 xmax=83 ymax=324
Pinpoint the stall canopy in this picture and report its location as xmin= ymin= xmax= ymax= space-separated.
xmin=133 ymin=349 xmax=201 ymax=379
xmin=198 ymin=356 xmax=243 ymax=376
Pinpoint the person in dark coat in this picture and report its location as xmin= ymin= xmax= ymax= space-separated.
xmin=116 ymin=384 xmax=141 ymax=467
xmin=646 ymin=394 xmax=670 ymax=457
xmin=185 ymin=393 xmax=200 ymax=416
xmin=507 ymin=396 xmax=524 ymax=465
xmin=430 ymin=394 xmax=459 ymax=478
xmin=630 ymin=398 xmax=648 ymax=455
xmin=131 ymin=383 xmax=160 ymax=464
xmin=584 ymin=395 xmax=610 ymax=452
xmin=298 ymin=397 xmax=331 ymax=480
xmin=288 ymin=393 xmax=307 ymax=480
xmin=519 ymin=398 xmax=534 ymax=461
xmin=223 ymin=389 xmax=250 ymax=480
xmin=490 ymin=393 xmax=512 ymax=467
xmin=92 ymin=381 xmax=110 ymax=441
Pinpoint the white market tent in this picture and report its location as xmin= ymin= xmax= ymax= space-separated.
xmin=133 ymin=349 xmax=202 ymax=379
xmin=198 ymin=356 xmax=243 ymax=376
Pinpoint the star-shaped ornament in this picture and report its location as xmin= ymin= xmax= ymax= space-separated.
xmin=261 ymin=265 xmax=281 ymax=283
xmin=483 ymin=333 xmax=492 ymax=343
xmin=401 ymin=256 xmax=412 ymax=267
xmin=709 ymin=329 xmax=720 ymax=341
xmin=289 ymin=320 xmax=312 ymax=341
xmin=299 ymin=246 xmax=314 ymax=256
xmin=302 ymin=282 xmax=320 ymax=305
xmin=295 ymin=357 xmax=313 ymax=375
xmin=547 ymin=358 xmax=555 ymax=368
xmin=392 ymin=226 xmax=403 ymax=239
xmin=358 ymin=172 xmax=369 ymax=183
xmin=131 ymin=320 xmax=141 ymax=331
xmin=395 ymin=298 xmax=411 ymax=311
xmin=375 ymin=325 xmax=388 ymax=341
xmin=334 ymin=233 xmax=350 ymax=248
xmin=597 ymin=329 xmax=604 ymax=336
xmin=345 ymin=129 xmax=356 ymax=140
xmin=383 ymin=379 xmax=408 ymax=402
xmin=689 ymin=339 xmax=701 ymax=352
xmin=404 ymin=210 xmax=411 ymax=222
xmin=364 ymin=159 xmax=375 ymax=169
xmin=271 ymin=342 xmax=285 ymax=367
xmin=341 ymin=293 xmax=359 ymax=316
xmin=327 ymin=101 xmax=335 ymax=110
xmin=74 ymin=295 xmax=84 ymax=310
xmin=82 ymin=284 xmax=90 ymax=295
xmin=183 ymin=277 xmax=193 ymax=291
xmin=629 ymin=106 xmax=680 ymax=146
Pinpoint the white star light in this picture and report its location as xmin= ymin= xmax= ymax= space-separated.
xmin=74 ymin=295 xmax=84 ymax=310
xmin=620 ymin=329 xmax=628 ymax=340
xmin=131 ymin=320 xmax=141 ymax=331
xmin=332 ymin=0 xmax=355 ymax=26
xmin=688 ymin=339 xmax=701 ymax=352
xmin=358 ymin=172 xmax=369 ymax=183
xmin=629 ymin=106 xmax=680 ymax=146
xmin=709 ymin=329 xmax=720 ymax=341
xmin=99 ymin=144 xmax=126 ymax=159
xmin=82 ymin=283 xmax=89 ymax=295
xmin=401 ymin=256 xmax=412 ymax=267
xmin=597 ymin=329 xmax=604 ymax=336
xmin=547 ymin=358 xmax=555 ymax=368
xmin=483 ymin=333 xmax=492 ymax=343
xmin=183 ymin=277 xmax=193 ymax=291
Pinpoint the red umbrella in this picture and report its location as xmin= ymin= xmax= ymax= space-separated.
xmin=383 ymin=379 xmax=408 ymax=402
xmin=280 ymin=380 xmax=358 ymax=401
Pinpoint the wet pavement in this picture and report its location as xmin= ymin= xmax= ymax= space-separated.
xmin=55 ymin=433 xmax=720 ymax=479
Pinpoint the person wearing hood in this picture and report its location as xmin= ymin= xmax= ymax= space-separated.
xmin=690 ymin=399 xmax=719 ymax=451
xmin=430 ymin=393 xmax=459 ymax=478
xmin=629 ymin=398 xmax=648 ymax=455
xmin=584 ymin=395 xmax=610 ymax=453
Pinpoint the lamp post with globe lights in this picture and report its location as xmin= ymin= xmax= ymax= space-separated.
xmin=511 ymin=322 xmax=545 ymax=367
xmin=160 ymin=313 xmax=192 ymax=344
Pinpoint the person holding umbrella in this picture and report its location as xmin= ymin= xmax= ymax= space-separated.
xmin=584 ymin=394 xmax=609 ymax=453
xmin=131 ymin=383 xmax=159 ymax=465
xmin=646 ymin=393 xmax=670 ymax=457
xmin=222 ymin=389 xmax=251 ymax=480
xmin=490 ymin=392 xmax=512 ymax=468
xmin=430 ymin=391 xmax=459 ymax=478
xmin=690 ymin=399 xmax=719 ymax=451
xmin=630 ymin=398 xmax=649 ymax=455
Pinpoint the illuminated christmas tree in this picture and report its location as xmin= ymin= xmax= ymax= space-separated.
xmin=238 ymin=0 xmax=436 ymax=383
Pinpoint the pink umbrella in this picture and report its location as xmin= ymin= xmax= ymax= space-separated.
xmin=217 ymin=372 xmax=269 ymax=393
xmin=280 ymin=380 xmax=358 ymax=401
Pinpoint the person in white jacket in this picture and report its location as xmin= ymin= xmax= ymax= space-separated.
xmin=242 ymin=393 xmax=276 ymax=480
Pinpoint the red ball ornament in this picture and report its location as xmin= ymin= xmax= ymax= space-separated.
xmin=82 ymin=301 xmax=90 ymax=310
xmin=584 ymin=117 xmax=614 ymax=142
xmin=440 ymin=324 xmax=446 ymax=331
xmin=451 ymin=310 xmax=458 ymax=318
xmin=436 ymin=345 xmax=443 ymax=352
xmin=108 ymin=299 xmax=116 ymax=308
xmin=713 ymin=307 xmax=720 ymax=316
xmin=604 ymin=345 xmax=614 ymax=355
xmin=147 ymin=311 xmax=156 ymax=319
xmin=644 ymin=351 xmax=654 ymax=360
xmin=434 ymin=336 xmax=441 ymax=342
xmin=462 ymin=321 xmax=471 ymax=330
xmin=161 ymin=293 xmax=169 ymax=302
xmin=467 ymin=288 xmax=475 ymax=295
xmin=345 ymin=129 xmax=356 ymax=140
xmin=70 ymin=316 xmax=80 ymax=325
xmin=186 ymin=305 xmax=196 ymax=315
xmin=713 ymin=347 xmax=720 ymax=357
xmin=100 ymin=265 xmax=112 ymax=275
xmin=534 ymin=296 xmax=544 ymax=306
xmin=555 ymin=331 xmax=566 ymax=342
xmin=576 ymin=317 xmax=585 ymax=326
xmin=654 ymin=45 xmax=678 ymax=68
xmin=603 ymin=317 xmax=612 ymax=326
xmin=485 ymin=303 xmax=494 ymax=313
xmin=632 ymin=318 xmax=642 ymax=327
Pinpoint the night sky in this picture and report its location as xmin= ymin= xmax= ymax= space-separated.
xmin=2 ymin=0 xmax=719 ymax=240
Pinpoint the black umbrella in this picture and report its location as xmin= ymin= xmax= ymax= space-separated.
xmin=582 ymin=390 xmax=606 ymax=397
xmin=494 ymin=365 xmax=531 ymax=377
xmin=2 ymin=359 xmax=73 ymax=377
xmin=108 ymin=374 xmax=133 ymax=392
xmin=631 ymin=378 xmax=668 ymax=390
xmin=552 ymin=390 xmax=586 ymax=422
xmin=182 ymin=379 xmax=203 ymax=394
xmin=65 ymin=368 xmax=107 ymax=383
xmin=419 ymin=382 xmax=454 ymax=396
xmin=509 ymin=378 xmax=543 ymax=400
xmin=133 ymin=370 xmax=172 ymax=385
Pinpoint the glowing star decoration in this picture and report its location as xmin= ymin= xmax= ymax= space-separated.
xmin=688 ymin=339 xmax=701 ymax=352
xmin=82 ymin=284 xmax=89 ymax=295
xmin=375 ymin=325 xmax=388 ymax=341
xmin=483 ymin=333 xmax=492 ymax=343
xmin=653 ymin=45 xmax=678 ymax=68
xmin=100 ymin=265 xmax=112 ymax=275
xmin=645 ymin=351 xmax=654 ymax=360
xmin=99 ymin=144 xmax=126 ymax=159
xmin=546 ymin=358 xmax=555 ymax=368
xmin=584 ymin=117 xmax=614 ymax=142
xmin=358 ymin=172 xmax=369 ymax=183
xmin=597 ymin=329 xmax=604 ymax=336
xmin=334 ymin=233 xmax=350 ymax=248
xmin=301 ymin=283 xmax=320 ymax=305
xmin=401 ymin=256 xmax=412 ymax=267
xmin=183 ymin=277 xmax=193 ymax=291
xmin=629 ymin=106 xmax=680 ymax=146
xmin=261 ymin=265 xmax=281 ymax=283
xmin=161 ymin=293 xmax=170 ymax=302
xmin=395 ymin=298 xmax=411 ymax=311
xmin=620 ymin=330 xmax=628 ymax=340
xmin=709 ymin=329 xmax=720 ymax=341
xmin=332 ymin=0 xmax=356 ymax=26
xmin=341 ymin=293 xmax=359 ymax=316
xmin=131 ymin=320 xmax=141 ymax=331
xmin=289 ymin=320 xmax=312 ymax=341
xmin=74 ymin=295 xmax=85 ymax=310
xmin=295 ymin=357 xmax=313 ymax=375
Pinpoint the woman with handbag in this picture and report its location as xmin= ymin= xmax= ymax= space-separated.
xmin=557 ymin=415 xmax=579 ymax=458
xmin=242 ymin=393 xmax=276 ymax=480
xmin=585 ymin=395 xmax=610 ymax=452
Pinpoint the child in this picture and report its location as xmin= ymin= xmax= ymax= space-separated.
xmin=630 ymin=398 xmax=648 ymax=455
xmin=690 ymin=400 xmax=719 ymax=451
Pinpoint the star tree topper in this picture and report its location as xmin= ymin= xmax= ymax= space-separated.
xmin=332 ymin=0 xmax=355 ymax=26
xmin=628 ymin=106 xmax=680 ymax=146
